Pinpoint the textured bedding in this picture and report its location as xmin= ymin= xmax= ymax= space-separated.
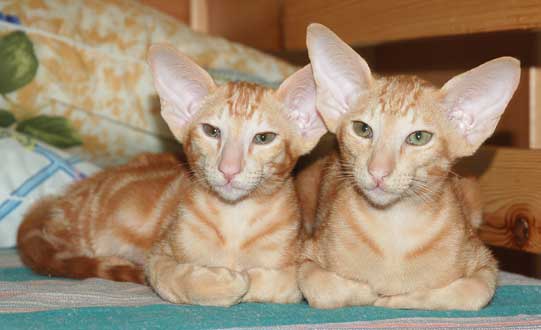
xmin=0 ymin=0 xmax=296 ymax=166
xmin=1 ymin=249 xmax=541 ymax=329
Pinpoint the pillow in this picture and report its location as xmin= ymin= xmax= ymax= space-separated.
xmin=0 ymin=0 xmax=296 ymax=166
xmin=0 ymin=128 xmax=99 ymax=247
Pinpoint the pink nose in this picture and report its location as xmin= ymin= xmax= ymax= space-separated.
xmin=368 ymin=167 xmax=391 ymax=187
xmin=219 ymin=162 xmax=241 ymax=183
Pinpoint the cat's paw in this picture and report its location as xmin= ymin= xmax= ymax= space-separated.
xmin=271 ymin=284 xmax=303 ymax=304
xmin=242 ymin=267 xmax=302 ymax=304
xmin=374 ymin=278 xmax=493 ymax=311
xmin=188 ymin=266 xmax=250 ymax=307
xmin=300 ymin=272 xmax=376 ymax=309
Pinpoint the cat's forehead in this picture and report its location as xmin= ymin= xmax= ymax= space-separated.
xmin=217 ymin=81 xmax=274 ymax=119
xmin=371 ymin=75 xmax=437 ymax=118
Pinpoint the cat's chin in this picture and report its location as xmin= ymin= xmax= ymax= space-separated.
xmin=213 ymin=183 xmax=251 ymax=202
xmin=361 ymin=186 xmax=400 ymax=207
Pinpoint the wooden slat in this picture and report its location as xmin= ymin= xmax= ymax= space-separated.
xmin=190 ymin=0 xmax=282 ymax=51
xmin=456 ymin=147 xmax=541 ymax=254
xmin=530 ymin=33 xmax=541 ymax=148
xmin=138 ymin=0 xmax=190 ymax=23
xmin=190 ymin=0 xmax=209 ymax=32
xmin=283 ymin=0 xmax=541 ymax=50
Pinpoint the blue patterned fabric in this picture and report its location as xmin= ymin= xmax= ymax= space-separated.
xmin=0 ymin=128 xmax=99 ymax=247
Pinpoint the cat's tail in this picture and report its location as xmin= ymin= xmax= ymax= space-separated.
xmin=17 ymin=197 xmax=145 ymax=284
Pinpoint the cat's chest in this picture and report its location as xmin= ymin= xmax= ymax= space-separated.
xmin=352 ymin=202 xmax=446 ymax=254
xmin=214 ymin=202 xmax=263 ymax=245
xmin=178 ymin=192 xmax=297 ymax=270
xmin=331 ymin=200 xmax=460 ymax=294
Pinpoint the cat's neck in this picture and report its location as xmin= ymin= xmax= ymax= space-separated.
xmin=344 ymin=170 xmax=450 ymax=223
xmin=191 ymin=175 xmax=295 ymax=208
xmin=357 ymin=186 xmax=453 ymax=237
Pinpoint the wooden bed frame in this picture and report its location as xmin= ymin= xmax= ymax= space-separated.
xmin=142 ymin=0 xmax=541 ymax=267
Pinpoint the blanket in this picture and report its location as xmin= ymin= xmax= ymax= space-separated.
xmin=1 ymin=249 xmax=541 ymax=329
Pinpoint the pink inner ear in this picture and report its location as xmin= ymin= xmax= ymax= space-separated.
xmin=276 ymin=65 xmax=326 ymax=140
xmin=148 ymin=44 xmax=216 ymax=138
xmin=306 ymin=23 xmax=373 ymax=127
xmin=441 ymin=57 xmax=521 ymax=148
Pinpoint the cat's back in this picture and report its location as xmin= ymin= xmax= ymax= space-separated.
xmin=64 ymin=153 xmax=186 ymax=210
xmin=17 ymin=153 xmax=191 ymax=280
xmin=49 ymin=153 xmax=190 ymax=257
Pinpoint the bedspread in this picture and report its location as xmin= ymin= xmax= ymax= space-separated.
xmin=1 ymin=249 xmax=541 ymax=329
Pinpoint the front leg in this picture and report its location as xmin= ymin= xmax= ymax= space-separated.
xmin=242 ymin=265 xmax=302 ymax=304
xmin=146 ymin=245 xmax=249 ymax=307
xmin=375 ymin=265 xmax=497 ymax=311
xmin=298 ymin=260 xmax=377 ymax=309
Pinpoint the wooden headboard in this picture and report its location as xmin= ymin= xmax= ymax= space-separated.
xmin=140 ymin=0 xmax=541 ymax=52
xmin=140 ymin=0 xmax=541 ymax=260
xmin=138 ymin=0 xmax=189 ymax=23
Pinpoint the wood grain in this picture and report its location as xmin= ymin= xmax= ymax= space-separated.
xmin=139 ymin=0 xmax=190 ymax=23
xmin=190 ymin=0 xmax=282 ymax=51
xmin=456 ymin=147 xmax=541 ymax=253
xmin=283 ymin=0 xmax=541 ymax=50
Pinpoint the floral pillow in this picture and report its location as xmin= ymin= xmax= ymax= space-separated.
xmin=0 ymin=0 xmax=297 ymax=166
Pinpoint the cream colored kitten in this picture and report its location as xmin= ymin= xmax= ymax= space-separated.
xmin=145 ymin=45 xmax=326 ymax=306
xmin=18 ymin=44 xmax=327 ymax=307
xmin=297 ymin=24 xmax=520 ymax=311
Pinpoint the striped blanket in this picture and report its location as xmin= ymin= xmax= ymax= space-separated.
xmin=1 ymin=249 xmax=541 ymax=329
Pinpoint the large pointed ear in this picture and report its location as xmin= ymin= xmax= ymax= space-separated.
xmin=275 ymin=65 xmax=327 ymax=154
xmin=441 ymin=57 xmax=521 ymax=156
xmin=148 ymin=44 xmax=216 ymax=141
xmin=306 ymin=23 xmax=373 ymax=132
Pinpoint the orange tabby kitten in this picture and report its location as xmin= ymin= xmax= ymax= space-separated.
xmin=17 ymin=44 xmax=326 ymax=306
xmin=297 ymin=24 xmax=520 ymax=311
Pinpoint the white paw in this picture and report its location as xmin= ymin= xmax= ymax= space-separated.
xmin=242 ymin=267 xmax=302 ymax=304
xmin=301 ymin=280 xmax=376 ymax=309
xmin=191 ymin=267 xmax=250 ymax=307
xmin=280 ymin=285 xmax=303 ymax=304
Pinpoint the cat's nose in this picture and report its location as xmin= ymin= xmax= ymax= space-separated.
xmin=368 ymin=166 xmax=391 ymax=186
xmin=367 ymin=152 xmax=394 ymax=186
xmin=219 ymin=142 xmax=243 ymax=183
xmin=219 ymin=162 xmax=241 ymax=183
xmin=368 ymin=162 xmax=392 ymax=187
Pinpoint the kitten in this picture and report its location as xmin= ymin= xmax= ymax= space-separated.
xmin=17 ymin=44 xmax=326 ymax=307
xmin=296 ymin=24 xmax=520 ymax=311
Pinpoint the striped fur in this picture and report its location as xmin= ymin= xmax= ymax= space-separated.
xmin=145 ymin=78 xmax=312 ymax=306
xmin=18 ymin=46 xmax=324 ymax=307
xmin=17 ymin=153 xmax=182 ymax=284
xmin=297 ymin=24 xmax=520 ymax=311
xmin=17 ymin=153 xmax=180 ymax=284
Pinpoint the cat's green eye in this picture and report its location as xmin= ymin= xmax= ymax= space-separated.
xmin=202 ymin=124 xmax=221 ymax=138
xmin=352 ymin=121 xmax=373 ymax=138
xmin=253 ymin=132 xmax=277 ymax=145
xmin=406 ymin=131 xmax=433 ymax=146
